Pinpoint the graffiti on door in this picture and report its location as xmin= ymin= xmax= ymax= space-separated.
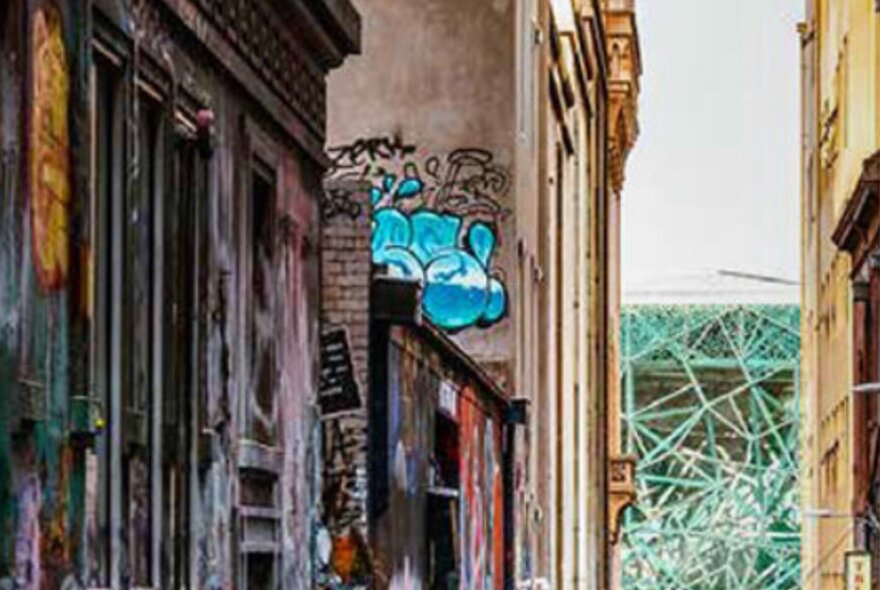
xmin=459 ymin=388 xmax=504 ymax=590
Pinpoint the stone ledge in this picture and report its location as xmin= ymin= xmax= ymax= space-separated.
xmin=608 ymin=453 xmax=638 ymax=544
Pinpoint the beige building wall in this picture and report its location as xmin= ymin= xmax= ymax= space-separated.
xmin=529 ymin=1 xmax=641 ymax=586
xmin=800 ymin=1 xmax=879 ymax=588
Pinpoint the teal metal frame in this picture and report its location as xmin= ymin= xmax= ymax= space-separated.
xmin=620 ymin=304 xmax=801 ymax=590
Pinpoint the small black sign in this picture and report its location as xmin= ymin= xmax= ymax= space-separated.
xmin=319 ymin=329 xmax=361 ymax=415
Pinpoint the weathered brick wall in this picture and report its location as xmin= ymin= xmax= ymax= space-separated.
xmin=316 ymin=180 xmax=373 ymax=587
xmin=320 ymin=182 xmax=372 ymax=389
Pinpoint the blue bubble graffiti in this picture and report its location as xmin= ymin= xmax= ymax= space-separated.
xmin=372 ymin=185 xmax=507 ymax=330
xmin=327 ymin=138 xmax=510 ymax=331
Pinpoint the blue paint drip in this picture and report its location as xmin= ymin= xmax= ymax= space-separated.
xmin=468 ymin=222 xmax=495 ymax=268
xmin=395 ymin=177 xmax=424 ymax=200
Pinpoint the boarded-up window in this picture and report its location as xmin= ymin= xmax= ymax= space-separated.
xmin=238 ymin=122 xmax=281 ymax=587
xmin=245 ymin=159 xmax=277 ymax=445
xmin=160 ymin=127 xmax=202 ymax=588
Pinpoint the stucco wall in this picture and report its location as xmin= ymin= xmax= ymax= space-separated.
xmin=327 ymin=0 xmax=518 ymax=375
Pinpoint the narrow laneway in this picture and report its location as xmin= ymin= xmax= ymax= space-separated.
xmin=0 ymin=1 xmax=850 ymax=590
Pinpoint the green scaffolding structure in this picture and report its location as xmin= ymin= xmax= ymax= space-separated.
xmin=620 ymin=304 xmax=801 ymax=590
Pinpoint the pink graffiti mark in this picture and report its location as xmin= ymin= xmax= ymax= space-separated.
xmin=14 ymin=472 xmax=42 ymax=589
xmin=461 ymin=409 xmax=488 ymax=590
xmin=469 ymin=446 xmax=486 ymax=588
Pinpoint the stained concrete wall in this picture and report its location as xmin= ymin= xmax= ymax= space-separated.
xmin=327 ymin=0 xmax=518 ymax=379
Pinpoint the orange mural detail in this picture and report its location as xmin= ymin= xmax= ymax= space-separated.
xmin=330 ymin=535 xmax=358 ymax=581
xmin=30 ymin=4 xmax=71 ymax=292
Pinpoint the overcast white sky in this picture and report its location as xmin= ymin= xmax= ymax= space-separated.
xmin=622 ymin=0 xmax=804 ymax=292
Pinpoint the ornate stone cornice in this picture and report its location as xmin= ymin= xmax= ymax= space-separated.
xmin=193 ymin=0 xmax=330 ymax=132
xmin=301 ymin=0 xmax=362 ymax=60
xmin=151 ymin=0 xmax=355 ymax=143
xmin=603 ymin=2 xmax=642 ymax=194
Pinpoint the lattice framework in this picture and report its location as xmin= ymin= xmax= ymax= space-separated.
xmin=620 ymin=305 xmax=801 ymax=590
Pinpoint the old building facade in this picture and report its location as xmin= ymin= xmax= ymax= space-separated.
xmin=800 ymin=0 xmax=880 ymax=588
xmin=0 ymin=0 xmax=642 ymax=588
xmin=325 ymin=0 xmax=640 ymax=588
xmin=0 ymin=0 xmax=358 ymax=587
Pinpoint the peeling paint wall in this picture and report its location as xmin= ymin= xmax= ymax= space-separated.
xmin=0 ymin=0 xmax=358 ymax=588
xmin=0 ymin=1 xmax=84 ymax=587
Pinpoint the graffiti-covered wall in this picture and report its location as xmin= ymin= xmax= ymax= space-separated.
xmin=0 ymin=0 xmax=359 ymax=588
xmin=371 ymin=324 xmax=507 ymax=590
xmin=317 ymin=181 xmax=373 ymax=588
xmin=327 ymin=0 xmax=517 ymax=388
xmin=0 ymin=1 xmax=85 ymax=586
xmin=458 ymin=387 xmax=505 ymax=590
xmin=326 ymin=138 xmax=510 ymax=333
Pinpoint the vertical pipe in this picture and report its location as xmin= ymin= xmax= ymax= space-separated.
xmin=623 ymin=313 xmax=634 ymax=458
xmin=854 ymin=281 xmax=870 ymax=529
xmin=503 ymin=418 xmax=516 ymax=590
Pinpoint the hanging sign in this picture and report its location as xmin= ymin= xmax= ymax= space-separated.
xmin=318 ymin=329 xmax=361 ymax=416
xmin=846 ymin=551 xmax=872 ymax=590
xmin=438 ymin=379 xmax=458 ymax=420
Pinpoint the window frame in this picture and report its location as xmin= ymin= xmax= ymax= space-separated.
xmin=88 ymin=16 xmax=210 ymax=587
xmin=238 ymin=116 xmax=281 ymax=454
xmin=88 ymin=33 xmax=127 ymax=587
xmin=236 ymin=116 xmax=283 ymax=589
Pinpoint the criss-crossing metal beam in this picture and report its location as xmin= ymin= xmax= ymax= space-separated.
xmin=620 ymin=304 xmax=801 ymax=590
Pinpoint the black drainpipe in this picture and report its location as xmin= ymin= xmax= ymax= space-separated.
xmin=504 ymin=399 xmax=529 ymax=590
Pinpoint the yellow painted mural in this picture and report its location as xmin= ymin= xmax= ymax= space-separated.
xmin=30 ymin=4 xmax=70 ymax=292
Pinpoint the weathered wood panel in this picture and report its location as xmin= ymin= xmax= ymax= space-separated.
xmin=0 ymin=0 xmax=358 ymax=588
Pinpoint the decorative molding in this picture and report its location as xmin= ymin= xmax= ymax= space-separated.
xmin=608 ymin=454 xmax=637 ymax=544
xmin=604 ymin=6 xmax=641 ymax=194
xmin=306 ymin=0 xmax=362 ymax=57
xmin=193 ymin=0 xmax=328 ymax=131
xmin=832 ymin=150 xmax=880 ymax=275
